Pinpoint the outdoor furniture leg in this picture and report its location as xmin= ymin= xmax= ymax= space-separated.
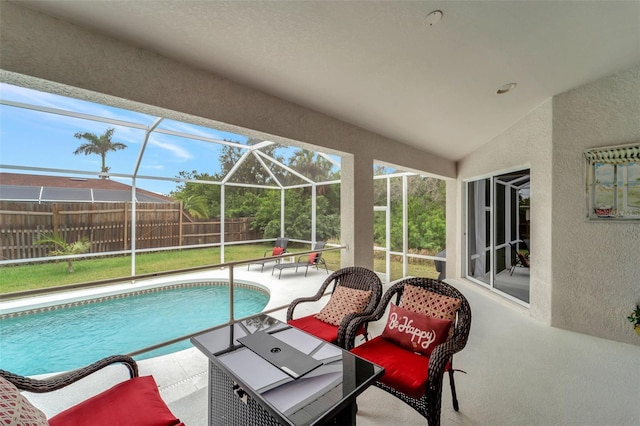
xmin=448 ymin=369 xmax=459 ymax=411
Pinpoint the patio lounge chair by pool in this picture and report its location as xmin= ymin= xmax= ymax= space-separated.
xmin=272 ymin=241 xmax=328 ymax=279
xmin=247 ymin=237 xmax=289 ymax=272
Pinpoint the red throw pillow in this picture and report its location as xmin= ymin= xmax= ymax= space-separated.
xmin=308 ymin=252 xmax=318 ymax=263
xmin=272 ymin=246 xmax=285 ymax=256
xmin=381 ymin=303 xmax=452 ymax=357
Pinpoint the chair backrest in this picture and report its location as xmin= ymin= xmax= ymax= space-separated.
xmin=329 ymin=266 xmax=382 ymax=305
xmin=346 ymin=277 xmax=471 ymax=350
xmin=275 ymin=238 xmax=288 ymax=250
xmin=285 ymin=266 xmax=382 ymax=323
xmin=271 ymin=238 xmax=288 ymax=256
xmin=308 ymin=241 xmax=326 ymax=264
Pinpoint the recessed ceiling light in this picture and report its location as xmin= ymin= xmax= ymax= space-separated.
xmin=424 ymin=10 xmax=443 ymax=27
xmin=497 ymin=83 xmax=517 ymax=94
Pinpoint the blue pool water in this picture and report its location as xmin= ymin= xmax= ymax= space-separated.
xmin=0 ymin=284 xmax=269 ymax=376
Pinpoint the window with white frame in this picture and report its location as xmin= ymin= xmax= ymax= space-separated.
xmin=585 ymin=143 xmax=640 ymax=220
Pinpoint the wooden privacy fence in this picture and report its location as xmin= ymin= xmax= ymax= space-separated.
xmin=0 ymin=202 xmax=260 ymax=261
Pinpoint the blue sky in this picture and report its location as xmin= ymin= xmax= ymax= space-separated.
xmin=0 ymin=83 xmax=308 ymax=195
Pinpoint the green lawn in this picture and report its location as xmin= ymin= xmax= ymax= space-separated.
xmin=0 ymin=244 xmax=437 ymax=296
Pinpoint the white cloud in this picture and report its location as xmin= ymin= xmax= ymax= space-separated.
xmin=149 ymin=138 xmax=193 ymax=160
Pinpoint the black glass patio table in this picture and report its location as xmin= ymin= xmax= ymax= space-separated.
xmin=191 ymin=314 xmax=384 ymax=426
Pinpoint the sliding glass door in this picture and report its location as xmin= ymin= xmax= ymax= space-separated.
xmin=466 ymin=170 xmax=530 ymax=304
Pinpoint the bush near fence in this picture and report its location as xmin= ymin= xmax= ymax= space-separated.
xmin=0 ymin=201 xmax=260 ymax=261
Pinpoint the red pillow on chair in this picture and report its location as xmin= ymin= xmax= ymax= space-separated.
xmin=272 ymin=247 xmax=285 ymax=256
xmin=308 ymin=252 xmax=318 ymax=263
xmin=381 ymin=303 xmax=452 ymax=357
xmin=48 ymin=376 xmax=183 ymax=426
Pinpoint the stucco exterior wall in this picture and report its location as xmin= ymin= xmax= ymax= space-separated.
xmin=455 ymin=100 xmax=554 ymax=324
xmin=0 ymin=2 xmax=454 ymax=270
xmin=456 ymin=64 xmax=640 ymax=345
xmin=551 ymin=64 xmax=640 ymax=344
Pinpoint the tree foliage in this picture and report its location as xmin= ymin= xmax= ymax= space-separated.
xmin=169 ymin=171 xmax=220 ymax=217
xmin=35 ymin=232 xmax=91 ymax=273
xmin=73 ymin=127 xmax=127 ymax=177
xmin=169 ymin=142 xmax=445 ymax=249
xmin=373 ymin=175 xmax=446 ymax=253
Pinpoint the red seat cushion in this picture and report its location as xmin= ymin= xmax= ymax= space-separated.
xmin=351 ymin=336 xmax=431 ymax=399
xmin=288 ymin=315 xmax=339 ymax=343
xmin=288 ymin=315 xmax=367 ymax=343
xmin=49 ymin=376 xmax=183 ymax=426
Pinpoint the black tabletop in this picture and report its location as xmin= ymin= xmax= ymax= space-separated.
xmin=191 ymin=314 xmax=383 ymax=425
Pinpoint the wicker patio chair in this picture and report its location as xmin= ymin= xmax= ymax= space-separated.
xmin=345 ymin=277 xmax=472 ymax=426
xmin=0 ymin=355 xmax=184 ymax=426
xmin=287 ymin=266 xmax=383 ymax=348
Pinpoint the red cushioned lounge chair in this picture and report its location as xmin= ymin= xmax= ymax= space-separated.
xmin=272 ymin=241 xmax=329 ymax=279
xmin=247 ymin=237 xmax=289 ymax=272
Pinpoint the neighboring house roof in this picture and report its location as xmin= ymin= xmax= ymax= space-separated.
xmin=0 ymin=173 xmax=173 ymax=203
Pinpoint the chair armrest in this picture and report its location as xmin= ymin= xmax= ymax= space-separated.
xmin=344 ymin=304 xmax=389 ymax=350
xmin=426 ymin=337 xmax=464 ymax=388
xmin=344 ymin=281 xmax=406 ymax=350
xmin=286 ymin=282 xmax=335 ymax=321
xmin=287 ymin=294 xmax=325 ymax=320
xmin=287 ymin=269 xmax=349 ymax=321
xmin=0 ymin=355 xmax=138 ymax=393
xmin=336 ymin=311 xmax=372 ymax=348
xmin=427 ymin=308 xmax=471 ymax=387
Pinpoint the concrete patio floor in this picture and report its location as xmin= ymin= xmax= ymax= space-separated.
xmin=20 ymin=265 xmax=640 ymax=425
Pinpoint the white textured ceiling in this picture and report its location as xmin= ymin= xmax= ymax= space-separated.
xmin=16 ymin=1 xmax=640 ymax=161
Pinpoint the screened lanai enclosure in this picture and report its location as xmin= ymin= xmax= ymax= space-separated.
xmin=0 ymin=82 xmax=446 ymax=291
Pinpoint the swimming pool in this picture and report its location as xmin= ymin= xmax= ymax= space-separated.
xmin=0 ymin=281 xmax=269 ymax=376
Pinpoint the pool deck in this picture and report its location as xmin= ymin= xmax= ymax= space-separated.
xmin=14 ymin=266 xmax=640 ymax=425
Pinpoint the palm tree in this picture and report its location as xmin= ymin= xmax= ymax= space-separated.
xmin=179 ymin=195 xmax=210 ymax=219
xmin=73 ymin=127 xmax=127 ymax=178
xmin=35 ymin=232 xmax=91 ymax=273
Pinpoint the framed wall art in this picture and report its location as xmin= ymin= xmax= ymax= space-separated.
xmin=585 ymin=143 xmax=640 ymax=221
